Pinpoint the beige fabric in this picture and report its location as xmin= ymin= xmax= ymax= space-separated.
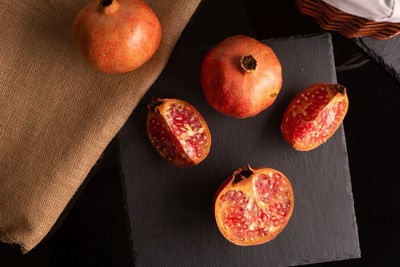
xmin=0 ymin=0 xmax=201 ymax=252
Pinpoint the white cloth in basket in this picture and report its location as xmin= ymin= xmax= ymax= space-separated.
xmin=324 ymin=0 xmax=400 ymax=22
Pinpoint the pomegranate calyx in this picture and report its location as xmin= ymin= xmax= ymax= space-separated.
xmin=332 ymin=84 xmax=346 ymax=94
xmin=240 ymin=55 xmax=257 ymax=72
xmin=99 ymin=0 xmax=119 ymax=15
xmin=148 ymin=97 xmax=164 ymax=113
xmin=100 ymin=0 xmax=113 ymax=7
xmin=233 ymin=165 xmax=254 ymax=185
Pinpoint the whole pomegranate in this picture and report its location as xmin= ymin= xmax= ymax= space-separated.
xmin=281 ymin=83 xmax=349 ymax=151
xmin=201 ymin=35 xmax=282 ymax=118
xmin=214 ymin=165 xmax=294 ymax=246
xmin=72 ymin=0 xmax=161 ymax=73
xmin=146 ymin=98 xmax=211 ymax=167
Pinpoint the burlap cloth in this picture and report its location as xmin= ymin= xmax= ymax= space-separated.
xmin=0 ymin=0 xmax=201 ymax=252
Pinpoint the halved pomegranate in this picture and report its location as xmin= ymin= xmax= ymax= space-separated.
xmin=146 ymin=98 xmax=211 ymax=167
xmin=214 ymin=166 xmax=294 ymax=246
xmin=281 ymin=83 xmax=349 ymax=151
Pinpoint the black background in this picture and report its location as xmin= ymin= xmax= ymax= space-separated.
xmin=1 ymin=0 xmax=400 ymax=266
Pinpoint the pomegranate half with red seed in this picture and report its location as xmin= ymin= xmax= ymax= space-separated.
xmin=146 ymin=98 xmax=211 ymax=167
xmin=281 ymin=83 xmax=349 ymax=151
xmin=214 ymin=166 xmax=294 ymax=246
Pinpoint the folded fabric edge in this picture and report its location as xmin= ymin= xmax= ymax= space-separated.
xmin=0 ymin=230 xmax=29 ymax=253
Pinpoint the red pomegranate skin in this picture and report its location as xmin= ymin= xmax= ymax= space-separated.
xmin=201 ymin=35 xmax=282 ymax=118
xmin=72 ymin=0 xmax=161 ymax=73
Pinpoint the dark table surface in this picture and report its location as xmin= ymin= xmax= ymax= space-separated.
xmin=1 ymin=0 xmax=400 ymax=266
xmin=118 ymin=32 xmax=361 ymax=266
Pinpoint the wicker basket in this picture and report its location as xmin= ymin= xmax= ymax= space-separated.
xmin=296 ymin=0 xmax=400 ymax=39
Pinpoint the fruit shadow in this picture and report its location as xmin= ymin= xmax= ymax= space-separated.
xmin=260 ymin=85 xmax=298 ymax=148
xmin=129 ymin=94 xmax=152 ymax=146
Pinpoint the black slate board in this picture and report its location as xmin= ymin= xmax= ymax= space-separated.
xmin=118 ymin=33 xmax=360 ymax=266
xmin=354 ymin=35 xmax=400 ymax=83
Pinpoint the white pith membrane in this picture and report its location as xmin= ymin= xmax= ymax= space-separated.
xmin=217 ymin=171 xmax=292 ymax=244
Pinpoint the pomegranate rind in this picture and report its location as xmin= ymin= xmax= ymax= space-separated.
xmin=146 ymin=98 xmax=211 ymax=167
xmin=281 ymin=83 xmax=349 ymax=151
xmin=214 ymin=166 xmax=294 ymax=246
xmin=72 ymin=0 xmax=162 ymax=73
xmin=201 ymin=35 xmax=282 ymax=118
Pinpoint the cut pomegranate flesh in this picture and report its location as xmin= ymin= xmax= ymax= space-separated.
xmin=281 ymin=83 xmax=349 ymax=151
xmin=214 ymin=166 xmax=294 ymax=246
xmin=146 ymin=98 xmax=211 ymax=167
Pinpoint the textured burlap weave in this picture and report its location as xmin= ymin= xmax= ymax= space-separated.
xmin=0 ymin=0 xmax=201 ymax=252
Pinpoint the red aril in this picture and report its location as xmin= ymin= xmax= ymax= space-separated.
xmin=72 ymin=0 xmax=161 ymax=73
xmin=214 ymin=166 xmax=294 ymax=246
xmin=281 ymin=83 xmax=349 ymax=151
xmin=201 ymin=35 xmax=282 ymax=118
xmin=146 ymin=98 xmax=211 ymax=167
